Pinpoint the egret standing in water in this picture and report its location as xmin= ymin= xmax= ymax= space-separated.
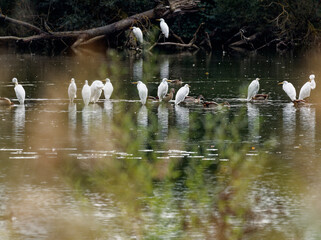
xmin=157 ymin=18 xmax=169 ymax=39
xmin=82 ymin=80 xmax=91 ymax=105
xmin=247 ymin=78 xmax=260 ymax=101
xmin=133 ymin=81 xmax=148 ymax=105
xmin=130 ymin=26 xmax=143 ymax=45
xmin=90 ymin=80 xmax=104 ymax=103
xmin=157 ymin=78 xmax=171 ymax=101
xmin=12 ymin=78 xmax=25 ymax=104
xmin=298 ymin=74 xmax=316 ymax=100
xmin=175 ymin=84 xmax=190 ymax=105
xmin=68 ymin=78 xmax=77 ymax=102
xmin=278 ymin=81 xmax=298 ymax=102
xmin=103 ymin=78 xmax=114 ymax=100
xmin=310 ymin=74 xmax=316 ymax=89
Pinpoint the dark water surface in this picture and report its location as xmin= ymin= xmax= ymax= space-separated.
xmin=1 ymin=49 xmax=321 ymax=239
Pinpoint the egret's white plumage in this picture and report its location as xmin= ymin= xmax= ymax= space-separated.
xmin=131 ymin=26 xmax=143 ymax=44
xmin=157 ymin=78 xmax=170 ymax=101
xmin=68 ymin=78 xmax=77 ymax=102
xmin=310 ymin=74 xmax=316 ymax=89
xmin=82 ymin=80 xmax=91 ymax=105
xmin=103 ymin=78 xmax=114 ymax=100
xmin=298 ymin=81 xmax=312 ymax=100
xmin=159 ymin=18 xmax=169 ymax=38
xmin=90 ymin=80 xmax=104 ymax=103
xmin=175 ymin=84 xmax=190 ymax=105
xmin=247 ymin=78 xmax=260 ymax=101
xmin=12 ymin=78 xmax=25 ymax=104
xmin=134 ymin=81 xmax=148 ymax=105
xmin=280 ymin=81 xmax=297 ymax=101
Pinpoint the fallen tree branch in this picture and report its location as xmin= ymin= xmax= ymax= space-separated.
xmin=0 ymin=13 xmax=44 ymax=34
xmin=0 ymin=0 xmax=199 ymax=50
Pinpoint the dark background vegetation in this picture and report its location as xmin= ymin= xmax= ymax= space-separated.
xmin=0 ymin=0 xmax=321 ymax=50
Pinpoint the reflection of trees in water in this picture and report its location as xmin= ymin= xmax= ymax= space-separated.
xmin=133 ymin=58 xmax=143 ymax=82
xmin=160 ymin=57 xmax=169 ymax=80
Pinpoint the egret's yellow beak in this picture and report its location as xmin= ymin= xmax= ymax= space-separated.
xmin=167 ymin=80 xmax=172 ymax=82
xmin=278 ymin=82 xmax=284 ymax=85
xmin=130 ymin=27 xmax=133 ymax=30
xmin=132 ymin=82 xmax=138 ymax=84
xmin=156 ymin=19 xmax=161 ymax=21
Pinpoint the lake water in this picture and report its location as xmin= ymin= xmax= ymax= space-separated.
xmin=0 ymin=48 xmax=321 ymax=239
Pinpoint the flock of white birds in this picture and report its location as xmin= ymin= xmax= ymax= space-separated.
xmin=7 ymin=19 xmax=317 ymax=107
xmin=247 ymin=74 xmax=316 ymax=103
xmin=10 ymin=74 xmax=316 ymax=107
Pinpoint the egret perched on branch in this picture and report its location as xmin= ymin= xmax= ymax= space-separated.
xmin=68 ymin=78 xmax=77 ymax=102
xmin=157 ymin=78 xmax=171 ymax=101
xmin=298 ymin=74 xmax=316 ymax=100
xmin=130 ymin=26 xmax=143 ymax=45
xmin=82 ymin=80 xmax=91 ymax=105
xmin=247 ymin=78 xmax=260 ymax=101
xmin=175 ymin=84 xmax=190 ymax=105
xmin=157 ymin=18 xmax=169 ymax=38
xmin=278 ymin=81 xmax=297 ymax=102
xmin=12 ymin=77 xmax=25 ymax=104
xmin=90 ymin=80 xmax=104 ymax=103
xmin=132 ymin=81 xmax=148 ymax=105
xmin=103 ymin=78 xmax=114 ymax=100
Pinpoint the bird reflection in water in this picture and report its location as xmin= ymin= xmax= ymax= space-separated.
xmin=282 ymin=103 xmax=296 ymax=148
xmin=82 ymin=105 xmax=91 ymax=137
xmin=68 ymin=103 xmax=77 ymax=144
xmin=247 ymin=103 xmax=260 ymax=142
xmin=13 ymin=105 xmax=25 ymax=144
xmin=158 ymin=104 xmax=169 ymax=138
xmin=160 ymin=57 xmax=169 ymax=80
xmin=104 ymin=100 xmax=113 ymax=135
xmin=299 ymin=106 xmax=315 ymax=150
xmin=175 ymin=105 xmax=189 ymax=134
xmin=137 ymin=105 xmax=148 ymax=128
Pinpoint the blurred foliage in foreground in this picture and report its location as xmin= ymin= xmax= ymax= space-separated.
xmin=56 ymin=106 xmax=279 ymax=239
xmin=0 ymin=0 xmax=321 ymax=49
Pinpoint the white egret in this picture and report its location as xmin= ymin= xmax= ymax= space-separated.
xmin=278 ymin=81 xmax=297 ymax=101
xmin=133 ymin=81 xmax=148 ymax=105
xmin=158 ymin=18 xmax=169 ymax=38
xmin=310 ymin=74 xmax=316 ymax=89
xmin=130 ymin=26 xmax=143 ymax=44
xmin=175 ymin=84 xmax=190 ymax=105
xmin=247 ymin=78 xmax=260 ymax=101
xmin=103 ymin=78 xmax=114 ymax=100
xmin=68 ymin=78 xmax=77 ymax=102
xmin=90 ymin=80 xmax=104 ymax=103
xmin=298 ymin=74 xmax=316 ymax=100
xmin=12 ymin=78 xmax=25 ymax=104
xmin=157 ymin=78 xmax=171 ymax=101
xmin=82 ymin=80 xmax=91 ymax=105
xmin=298 ymin=81 xmax=312 ymax=100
